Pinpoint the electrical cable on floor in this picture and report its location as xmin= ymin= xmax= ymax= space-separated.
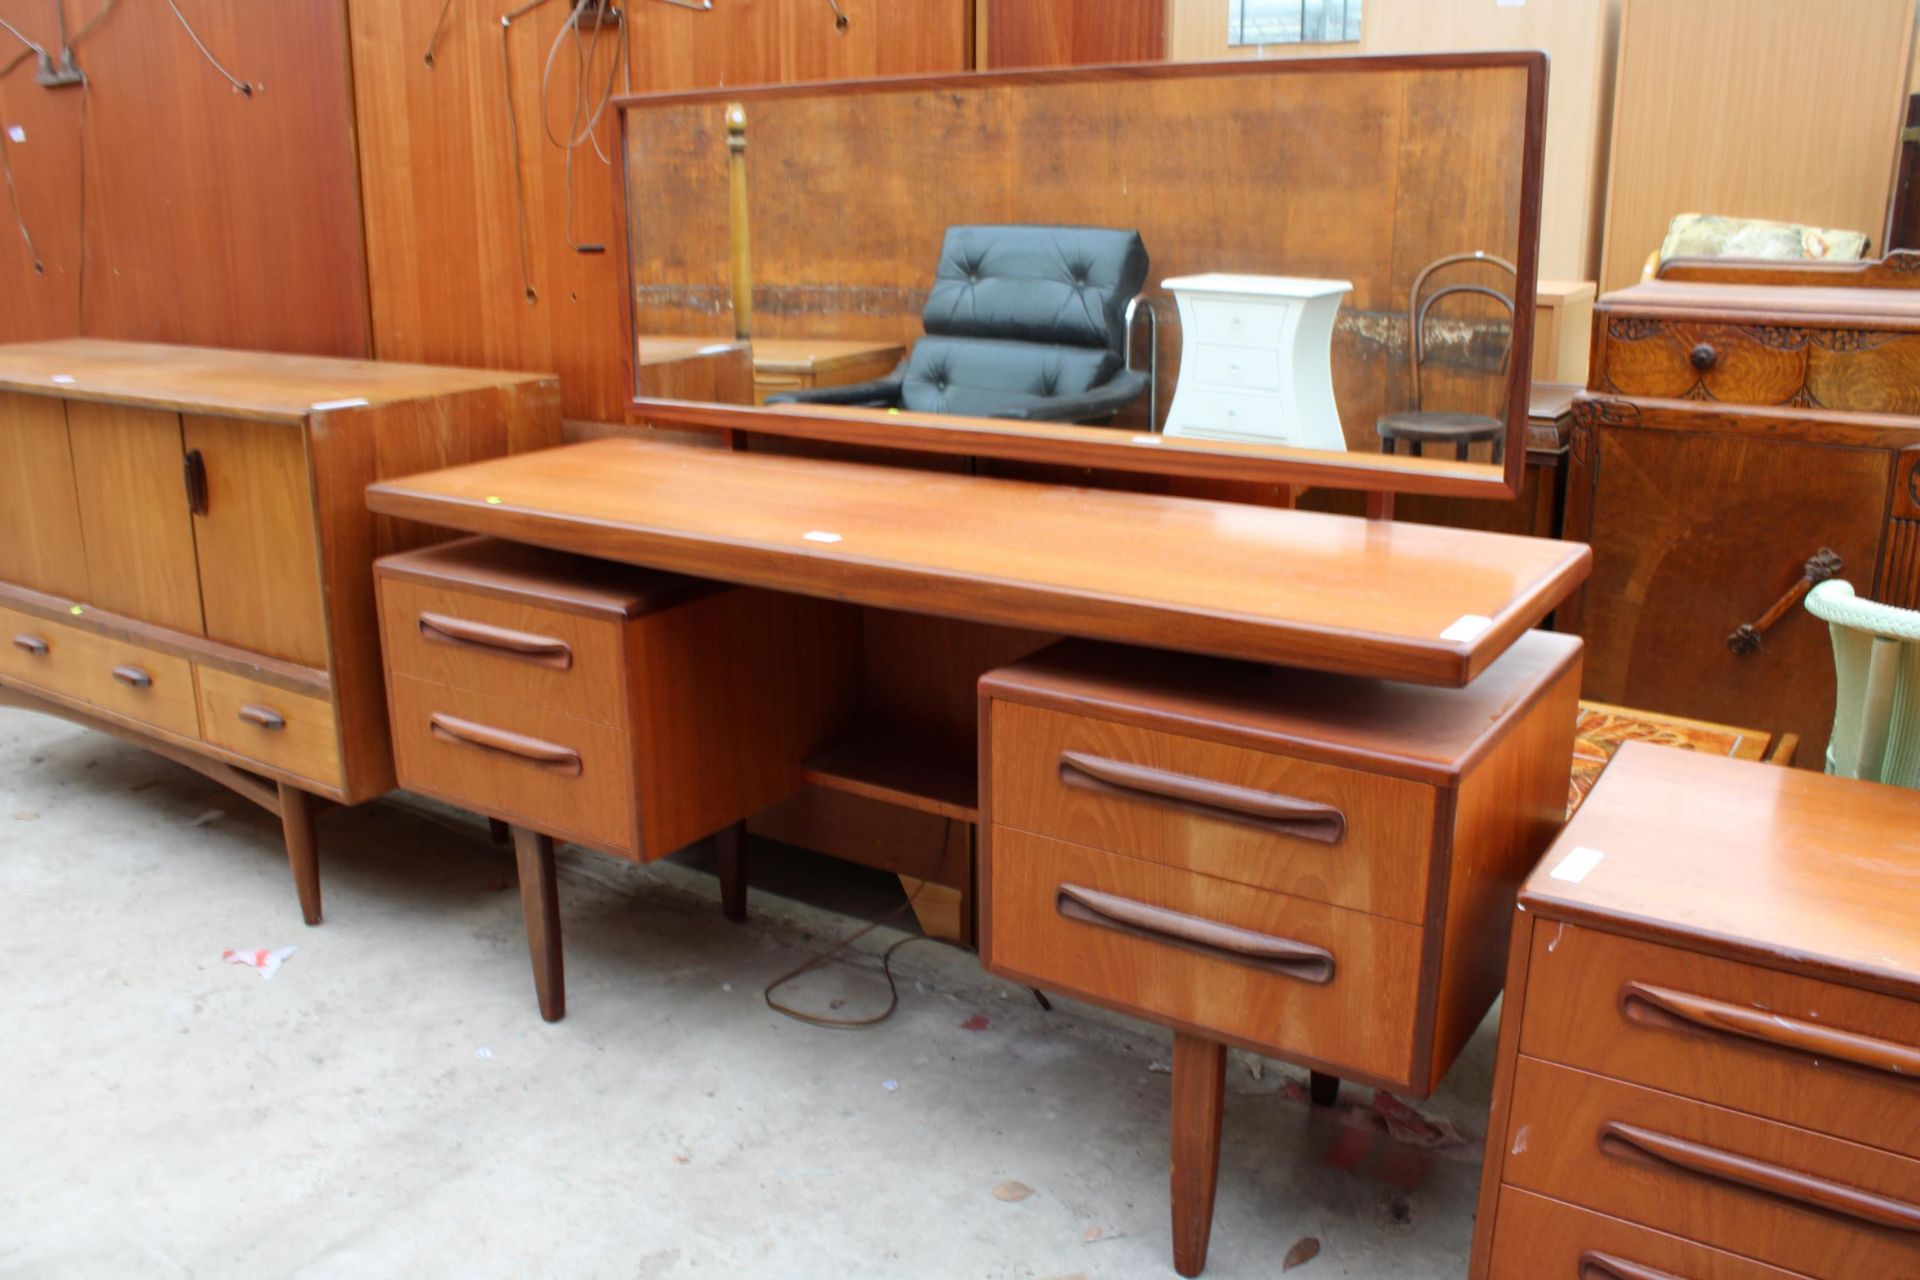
xmin=763 ymin=818 xmax=971 ymax=1030
xmin=164 ymin=0 xmax=254 ymax=97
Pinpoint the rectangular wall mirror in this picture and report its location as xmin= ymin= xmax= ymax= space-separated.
xmin=618 ymin=53 xmax=1545 ymax=499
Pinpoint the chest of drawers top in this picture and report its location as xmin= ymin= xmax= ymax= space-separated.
xmin=0 ymin=338 xmax=547 ymax=421
xmin=1522 ymin=740 xmax=1920 ymax=1000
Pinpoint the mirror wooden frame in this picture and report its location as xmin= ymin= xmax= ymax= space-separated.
xmin=615 ymin=53 xmax=1547 ymax=501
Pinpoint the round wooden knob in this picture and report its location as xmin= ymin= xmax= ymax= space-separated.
xmin=1690 ymin=343 xmax=1718 ymax=371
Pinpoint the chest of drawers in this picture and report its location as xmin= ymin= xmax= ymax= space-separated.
xmin=1471 ymin=742 xmax=1920 ymax=1279
xmin=1568 ymin=268 xmax=1920 ymax=764
xmin=980 ymin=630 xmax=1582 ymax=1275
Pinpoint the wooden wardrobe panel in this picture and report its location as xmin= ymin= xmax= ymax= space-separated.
xmin=0 ymin=392 xmax=89 ymax=597
xmin=70 ymin=0 xmax=368 ymax=355
xmin=982 ymin=0 xmax=1165 ymax=68
xmin=183 ymin=416 xmax=328 ymax=669
xmin=1601 ymin=0 xmax=1916 ymax=294
xmin=0 ymin=1 xmax=81 ymax=342
xmin=64 ymin=400 xmax=205 ymax=635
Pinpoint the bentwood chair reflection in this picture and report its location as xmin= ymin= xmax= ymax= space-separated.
xmin=1375 ymin=251 xmax=1516 ymax=463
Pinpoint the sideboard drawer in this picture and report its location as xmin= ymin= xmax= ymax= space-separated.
xmin=75 ymin=637 xmax=200 ymax=740
xmin=1596 ymin=317 xmax=1920 ymax=413
xmin=388 ymin=674 xmax=634 ymax=853
xmin=378 ymin=576 xmax=627 ymax=727
xmin=1487 ymin=1187 xmax=1814 ymax=1280
xmin=196 ymin=666 xmax=343 ymax=789
xmin=987 ymin=825 xmax=1421 ymax=1083
xmin=1501 ymin=1056 xmax=1920 ymax=1278
xmin=1519 ymin=922 xmax=1920 ymax=1158
xmin=989 ymin=701 xmax=1434 ymax=923
xmin=0 ymin=605 xmax=97 ymax=702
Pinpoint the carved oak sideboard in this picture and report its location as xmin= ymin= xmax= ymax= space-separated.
xmin=1562 ymin=255 xmax=1920 ymax=764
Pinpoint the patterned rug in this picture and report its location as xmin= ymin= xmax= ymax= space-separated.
xmin=1568 ymin=700 xmax=1778 ymax=816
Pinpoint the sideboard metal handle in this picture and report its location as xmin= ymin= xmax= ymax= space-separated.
xmin=238 ymin=704 xmax=286 ymax=731
xmin=417 ymin=612 xmax=573 ymax=669
xmin=1055 ymin=883 xmax=1335 ymax=984
xmin=1058 ymin=750 xmax=1346 ymax=843
xmin=110 ymin=665 xmax=153 ymax=689
xmin=1598 ymin=1121 xmax=1920 ymax=1232
xmin=1727 ymin=547 xmax=1842 ymax=656
xmin=1579 ymin=1252 xmax=1683 ymax=1280
xmin=428 ymin=712 xmax=582 ymax=776
xmin=1689 ymin=343 xmax=1718 ymax=371
xmin=1621 ymin=982 xmax=1920 ymax=1080
xmin=12 ymin=634 xmax=48 ymax=656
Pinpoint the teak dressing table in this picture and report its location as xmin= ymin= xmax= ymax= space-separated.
xmin=361 ymin=51 xmax=1566 ymax=1277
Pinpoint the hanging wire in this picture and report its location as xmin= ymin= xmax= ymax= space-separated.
xmin=423 ymin=0 xmax=456 ymax=66
xmin=69 ymin=0 xmax=118 ymax=50
xmin=164 ymin=0 xmax=254 ymax=97
xmin=499 ymin=1 xmax=545 ymax=303
xmin=1 ymin=125 xmax=42 ymax=274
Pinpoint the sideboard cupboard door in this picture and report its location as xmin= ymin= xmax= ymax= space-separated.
xmin=64 ymin=401 xmax=206 ymax=636
xmin=182 ymin=416 xmax=328 ymax=669
xmin=1580 ymin=425 xmax=1889 ymax=759
xmin=0 ymin=392 xmax=89 ymax=597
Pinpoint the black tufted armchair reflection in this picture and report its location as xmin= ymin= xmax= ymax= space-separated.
xmin=765 ymin=225 xmax=1151 ymax=423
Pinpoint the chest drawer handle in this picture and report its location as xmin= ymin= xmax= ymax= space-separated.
xmin=238 ymin=705 xmax=287 ymax=731
xmin=1578 ymin=1253 xmax=1681 ymax=1280
xmin=1058 ymin=751 xmax=1346 ymax=844
xmin=1598 ymin=1121 xmax=1920 ymax=1233
xmin=428 ymin=712 xmax=582 ymax=776
xmin=110 ymin=665 xmax=153 ymax=689
xmin=1055 ymin=883 xmax=1335 ymax=984
xmin=12 ymin=634 xmax=48 ymax=656
xmin=417 ymin=613 xmax=574 ymax=670
xmin=1726 ymin=548 xmax=1842 ymax=657
xmin=1622 ymin=982 xmax=1920 ymax=1080
xmin=1689 ymin=343 xmax=1718 ymax=371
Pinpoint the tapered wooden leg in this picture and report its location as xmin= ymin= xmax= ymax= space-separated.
xmin=511 ymin=826 xmax=565 ymax=1022
xmin=717 ymin=821 xmax=748 ymax=921
xmin=488 ymin=817 xmax=510 ymax=846
xmin=1309 ymin=1071 xmax=1341 ymax=1108
xmin=1171 ymin=1032 xmax=1226 ymax=1278
xmin=278 ymin=782 xmax=322 ymax=926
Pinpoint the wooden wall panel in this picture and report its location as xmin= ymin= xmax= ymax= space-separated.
xmin=1600 ymin=0 xmax=1916 ymax=294
xmin=1 ymin=0 xmax=365 ymax=354
xmin=349 ymin=0 xmax=970 ymax=424
xmin=982 ymin=0 xmax=1164 ymax=68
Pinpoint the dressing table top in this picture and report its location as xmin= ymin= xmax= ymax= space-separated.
xmin=366 ymin=438 xmax=1588 ymax=686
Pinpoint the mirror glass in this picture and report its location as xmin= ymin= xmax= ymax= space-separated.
xmin=622 ymin=55 xmax=1540 ymax=494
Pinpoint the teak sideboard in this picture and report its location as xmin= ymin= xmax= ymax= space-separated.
xmin=0 ymin=339 xmax=560 ymax=922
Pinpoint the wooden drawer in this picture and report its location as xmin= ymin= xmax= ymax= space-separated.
xmin=989 ymin=701 xmax=1434 ymax=923
xmin=1520 ymin=923 xmax=1920 ymax=1159
xmin=388 ymin=674 xmax=634 ymax=853
xmin=378 ymin=576 xmax=626 ymax=726
xmin=73 ymin=635 xmax=200 ymax=740
xmin=0 ymin=605 xmax=96 ymax=702
xmin=986 ymin=826 xmax=1422 ymax=1082
xmin=196 ymin=665 xmax=342 ymax=789
xmin=1501 ymin=1056 xmax=1920 ymax=1278
xmin=1487 ymin=1187 xmax=1813 ymax=1280
xmin=1596 ymin=317 xmax=1920 ymax=413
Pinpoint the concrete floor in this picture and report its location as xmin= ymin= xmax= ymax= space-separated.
xmin=1 ymin=708 xmax=1502 ymax=1279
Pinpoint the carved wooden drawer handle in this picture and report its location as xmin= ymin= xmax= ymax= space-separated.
xmin=1598 ymin=1122 xmax=1920 ymax=1232
xmin=1055 ymin=883 xmax=1335 ymax=984
xmin=428 ymin=712 xmax=582 ymax=776
xmin=1057 ymin=751 xmax=1346 ymax=843
xmin=238 ymin=705 xmax=286 ymax=731
xmin=417 ymin=612 xmax=573 ymax=669
xmin=1727 ymin=548 xmax=1842 ymax=657
xmin=1579 ymin=1252 xmax=1682 ymax=1280
xmin=1689 ymin=343 xmax=1718 ymax=371
xmin=110 ymin=665 xmax=153 ymax=689
xmin=12 ymin=634 xmax=49 ymax=656
xmin=1622 ymin=982 xmax=1920 ymax=1080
